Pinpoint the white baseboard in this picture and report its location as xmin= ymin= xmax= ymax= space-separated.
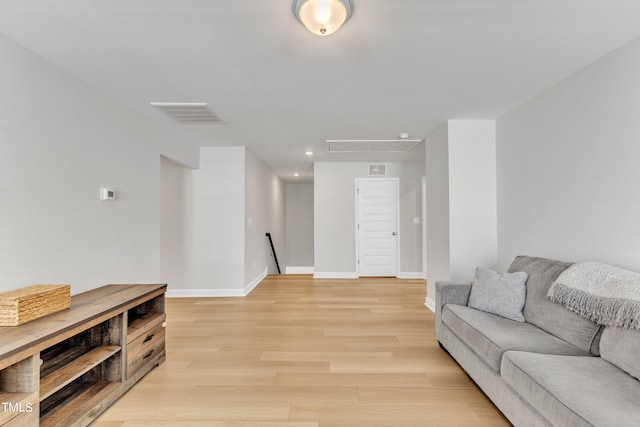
xmin=167 ymin=267 xmax=268 ymax=298
xmin=313 ymin=272 xmax=358 ymax=279
xmin=397 ymin=272 xmax=424 ymax=279
xmin=313 ymin=272 xmax=425 ymax=280
xmin=285 ymin=266 xmax=314 ymax=274
xmin=245 ymin=267 xmax=268 ymax=295
xmin=166 ymin=288 xmax=245 ymax=298
xmin=424 ymin=297 xmax=436 ymax=312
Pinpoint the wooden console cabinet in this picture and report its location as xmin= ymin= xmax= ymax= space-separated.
xmin=0 ymin=284 xmax=166 ymax=426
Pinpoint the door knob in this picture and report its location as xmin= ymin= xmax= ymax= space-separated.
xmin=392 ymin=232 xmax=397 ymax=236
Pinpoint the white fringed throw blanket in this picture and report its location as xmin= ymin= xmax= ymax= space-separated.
xmin=548 ymin=262 xmax=640 ymax=330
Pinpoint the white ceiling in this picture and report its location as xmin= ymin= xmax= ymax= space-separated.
xmin=1 ymin=0 xmax=640 ymax=182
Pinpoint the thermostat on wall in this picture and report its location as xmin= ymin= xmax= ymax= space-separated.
xmin=100 ymin=187 xmax=116 ymax=201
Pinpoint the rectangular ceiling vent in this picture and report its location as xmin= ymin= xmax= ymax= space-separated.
xmin=150 ymin=102 xmax=225 ymax=124
xmin=368 ymin=164 xmax=387 ymax=176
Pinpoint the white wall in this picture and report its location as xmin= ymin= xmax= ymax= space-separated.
xmin=423 ymin=120 xmax=497 ymax=310
xmin=314 ymin=162 xmax=424 ymax=278
xmin=497 ymin=37 xmax=640 ymax=272
xmin=180 ymin=147 xmax=245 ymax=295
xmin=164 ymin=147 xmax=283 ymax=296
xmin=285 ymin=183 xmax=314 ymax=269
xmin=314 ymin=163 xmax=357 ymax=276
xmin=448 ymin=120 xmax=498 ymax=280
xmin=160 ymin=156 xmax=189 ymax=290
xmin=245 ymin=149 xmax=286 ymax=287
xmin=398 ymin=163 xmax=425 ymax=276
xmin=0 ymin=33 xmax=197 ymax=294
xmin=424 ymin=124 xmax=450 ymax=306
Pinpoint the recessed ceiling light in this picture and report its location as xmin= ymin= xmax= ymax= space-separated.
xmin=293 ymin=172 xmax=300 ymax=177
xmin=305 ymin=150 xmax=314 ymax=156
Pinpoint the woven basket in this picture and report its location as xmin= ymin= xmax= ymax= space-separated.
xmin=0 ymin=284 xmax=71 ymax=326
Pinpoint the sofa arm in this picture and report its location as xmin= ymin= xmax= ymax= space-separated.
xmin=436 ymin=281 xmax=472 ymax=309
xmin=435 ymin=281 xmax=472 ymax=341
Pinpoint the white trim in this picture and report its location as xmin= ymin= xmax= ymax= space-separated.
xmin=166 ymin=289 xmax=245 ymax=298
xmin=421 ymin=176 xmax=428 ymax=280
xmin=167 ymin=267 xmax=268 ymax=298
xmin=355 ymin=180 xmax=360 ymax=275
xmin=313 ymin=272 xmax=358 ymax=279
xmin=425 ymin=297 xmax=436 ymax=312
xmin=395 ymin=179 xmax=401 ymax=278
xmin=244 ymin=267 xmax=268 ymax=295
xmin=397 ymin=272 xmax=424 ymax=279
xmin=285 ymin=266 xmax=315 ymax=274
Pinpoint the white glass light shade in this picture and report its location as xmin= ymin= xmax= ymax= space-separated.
xmin=293 ymin=0 xmax=353 ymax=36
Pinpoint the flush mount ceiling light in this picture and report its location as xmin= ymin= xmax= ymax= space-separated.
xmin=293 ymin=0 xmax=354 ymax=36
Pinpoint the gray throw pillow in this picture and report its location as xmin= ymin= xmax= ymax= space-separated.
xmin=468 ymin=267 xmax=528 ymax=322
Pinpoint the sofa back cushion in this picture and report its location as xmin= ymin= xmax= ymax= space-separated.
xmin=508 ymin=256 xmax=602 ymax=354
xmin=600 ymin=326 xmax=640 ymax=380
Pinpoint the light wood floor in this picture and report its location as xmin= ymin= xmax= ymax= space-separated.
xmin=94 ymin=275 xmax=509 ymax=426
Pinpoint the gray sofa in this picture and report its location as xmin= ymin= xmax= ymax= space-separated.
xmin=435 ymin=255 xmax=640 ymax=426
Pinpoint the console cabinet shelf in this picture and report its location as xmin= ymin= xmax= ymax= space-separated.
xmin=0 ymin=284 xmax=166 ymax=427
xmin=40 ymin=346 xmax=121 ymax=401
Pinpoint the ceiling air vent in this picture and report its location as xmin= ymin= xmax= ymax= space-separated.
xmin=150 ymin=102 xmax=225 ymax=124
xmin=368 ymin=164 xmax=387 ymax=176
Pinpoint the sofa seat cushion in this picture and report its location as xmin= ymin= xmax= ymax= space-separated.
xmin=502 ymin=351 xmax=640 ymax=427
xmin=600 ymin=326 xmax=640 ymax=381
xmin=442 ymin=304 xmax=591 ymax=372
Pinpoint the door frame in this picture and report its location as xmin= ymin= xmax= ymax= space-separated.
xmin=355 ymin=177 xmax=401 ymax=277
xmin=422 ymin=176 xmax=428 ymax=280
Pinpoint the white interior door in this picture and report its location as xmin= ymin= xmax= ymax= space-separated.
xmin=357 ymin=179 xmax=399 ymax=277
